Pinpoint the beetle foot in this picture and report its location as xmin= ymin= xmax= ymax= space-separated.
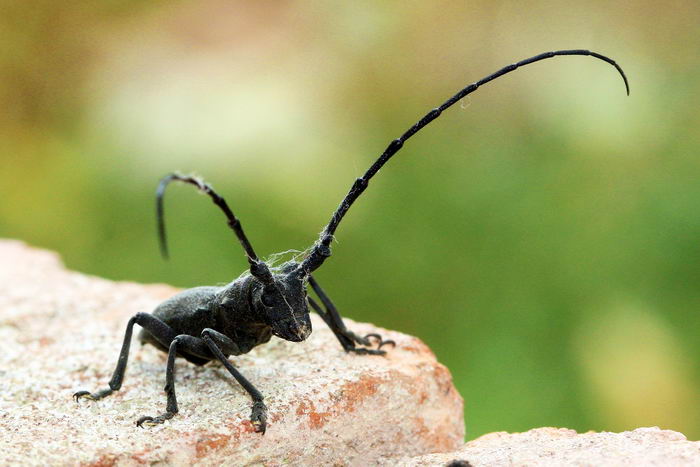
xmin=363 ymin=333 xmax=396 ymax=350
xmin=73 ymin=388 xmax=113 ymax=402
xmin=136 ymin=412 xmax=175 ymax=428
xmin=251 ymin=400 xmax=267 ymax=434
xmin=342 ymin=330 xmax=395 ymax=355
xmin=347 ymin=347 xmax=387 ymax=356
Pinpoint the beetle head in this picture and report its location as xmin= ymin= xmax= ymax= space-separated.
xmin=253 ymin=261 xmax=311 ymax=342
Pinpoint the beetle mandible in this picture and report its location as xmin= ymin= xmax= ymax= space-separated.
xmin=74 ymin=49 xmax=629 ymax=433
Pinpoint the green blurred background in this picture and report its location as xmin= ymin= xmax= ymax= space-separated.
xmin=1 ymin=1 xmax=698 ymax=440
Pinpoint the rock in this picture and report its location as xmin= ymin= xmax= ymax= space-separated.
xmin=390 ymin=427 xmax=700 ymax=466
xmin=0 ymin=240 xmax=464 ymax=466
xmin=4 ymin=239 xmax=698 ymax=466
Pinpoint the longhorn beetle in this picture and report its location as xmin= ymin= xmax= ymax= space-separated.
xmin=74 ymin=50 xmax=629 ymax=433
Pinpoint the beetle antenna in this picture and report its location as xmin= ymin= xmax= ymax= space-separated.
xmin=156 ymin=174 xmax=275 ymax=284
xmin=300 ymin=49 xmax=629 ymax=273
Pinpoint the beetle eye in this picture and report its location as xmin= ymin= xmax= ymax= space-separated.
xmin=261 ymin=290 xmax=275 ymax=307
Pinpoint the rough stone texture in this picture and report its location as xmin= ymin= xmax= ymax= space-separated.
xmin=390 ymin=427 xmax=700 ymax=466
xmin=0 ymin=240 xmax=464 ymax=466
xmin=4 ymin=239 xmax=699 ymax=467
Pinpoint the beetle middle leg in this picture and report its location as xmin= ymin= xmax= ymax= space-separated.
xmin=307 ymin=275 xmax=395 ymax=355
xmin=134 ymin=334 xmax=211 ymax=427
xmin=134 ymin=329 xmax=267 ymax=432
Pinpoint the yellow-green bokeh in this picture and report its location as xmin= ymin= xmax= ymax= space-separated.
xmin=1 ymin=1 xmax=698 ymax=439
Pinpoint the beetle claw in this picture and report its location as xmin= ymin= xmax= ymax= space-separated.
xmin=378 ymin=339 xmax=396 ymax=349
xmin=135 ymin=412 xmax=174 ymax=428
xmin=73 ymin=388 xmax=113 ymax=403
xmin=363 ymin=333 xmax=382 ymax=344
xmin=251 ymin=401 xmax=268 ymax=434
xmin=73 ymin=391 xmax=92 ymax=403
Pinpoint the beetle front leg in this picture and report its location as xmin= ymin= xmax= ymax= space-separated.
xmin=201 ymin=328 xmax=267 ymax=434
xmin=307 ymin=275 xmax=395 ymax=355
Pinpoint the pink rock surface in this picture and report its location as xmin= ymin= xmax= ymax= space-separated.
xmin=0 ymin=240 xmax=464 ymax=465
xmin=391 ymin=427 xmax=700 ymax=466
xmin=4 ymin=239 xmax=698 ymax=466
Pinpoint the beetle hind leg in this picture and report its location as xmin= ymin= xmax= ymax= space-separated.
xmin=74 ymin=312 xmax=176 ymax=404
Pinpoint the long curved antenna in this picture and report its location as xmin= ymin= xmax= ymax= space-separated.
xmin=157 ymin=174 xmax=274 ymax=284
xmin=300 ymin=49 xmax=629 ymax=273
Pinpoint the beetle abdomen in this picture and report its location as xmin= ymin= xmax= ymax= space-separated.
xmin=138 ymin=286 xmax=220 ymax=346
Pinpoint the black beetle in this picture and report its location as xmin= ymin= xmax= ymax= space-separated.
xmin=74 ymin=49 xmax=628 ymax=433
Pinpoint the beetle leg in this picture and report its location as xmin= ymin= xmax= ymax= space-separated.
xmin=201 ymin=329 xmax=267 ymax=434
xmin=307 ymin=276 xmax=395 ymax=354
xmin=73 ymin=312 xmax=177 ymax=403
xmin=136 ymin=334 xmax=210 ymax=427
xmin=200 ymin=328 xmax=243 ymax=355
xmin=307 ymin=296 xmax=355 ymax=348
